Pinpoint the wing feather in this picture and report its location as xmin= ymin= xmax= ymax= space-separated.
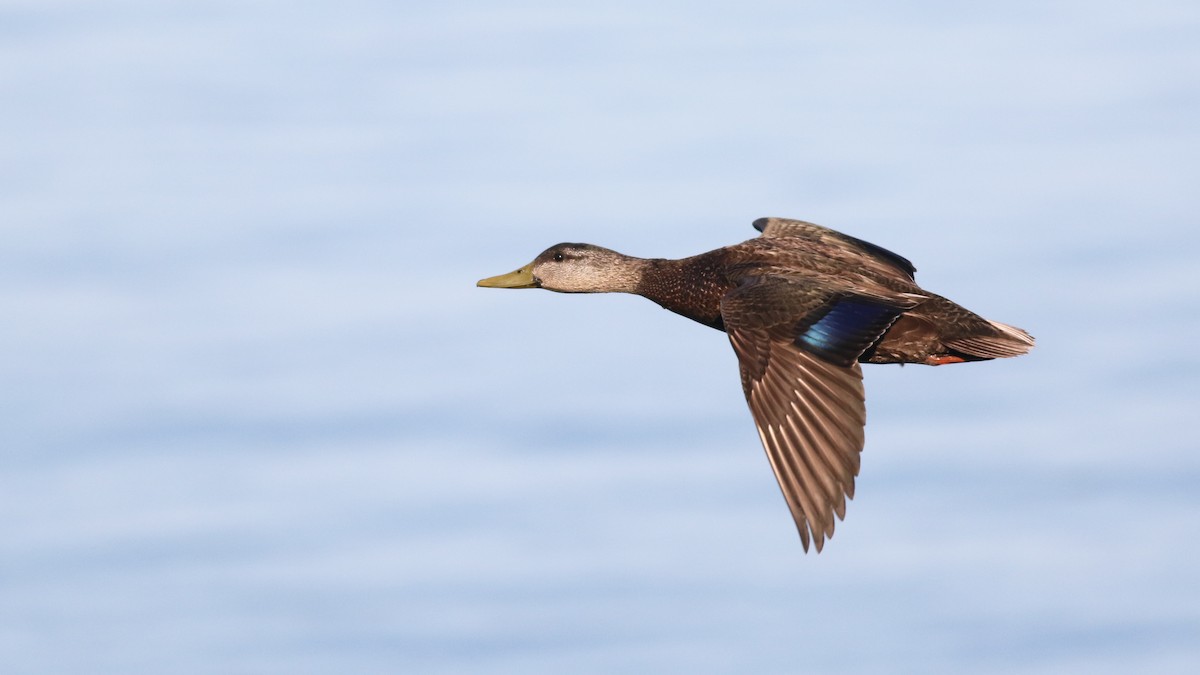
xmin=728 ymin=327 xmax=866 ymax=552
xmin=752 ymin=217 xmax=917 ymax=280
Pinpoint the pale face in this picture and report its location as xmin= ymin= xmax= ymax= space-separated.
xmin=477 ymin=243 xmax=637 ymax=294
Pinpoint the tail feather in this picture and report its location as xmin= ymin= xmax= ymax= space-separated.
xmin=945 ymin=320 xmax=1035 ymax=360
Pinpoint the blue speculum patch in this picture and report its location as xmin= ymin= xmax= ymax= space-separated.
xmin=795 ymin=297 xmax=901 ymax=366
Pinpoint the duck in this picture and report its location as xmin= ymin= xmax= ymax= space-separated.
xmin=477 ymin=217 xmax=1034 ymax=552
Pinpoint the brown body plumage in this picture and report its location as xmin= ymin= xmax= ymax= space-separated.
xmin=478 ymin=217 xmax=1034 ymax=551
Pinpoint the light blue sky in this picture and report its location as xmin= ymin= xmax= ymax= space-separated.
xmin=3 ymin=1 xmax=1199 ymax=673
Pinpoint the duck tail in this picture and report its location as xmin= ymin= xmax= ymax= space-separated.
xmin=944 ymin=320 xmax=1036 ymax=360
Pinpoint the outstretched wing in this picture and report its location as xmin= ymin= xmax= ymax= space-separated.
xmin=722 ymin=274 xmax=909 ymax=551
xmin=752 ymin=217 xmax=917 ymax=281
xmin=728 ymin=327 xmax=865 ymax=551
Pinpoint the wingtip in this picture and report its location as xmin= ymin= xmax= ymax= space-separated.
xmin=798 ymin=521 xmax=832 ymax=554
xmin=812 ymin=532 xmax=826 ymax=553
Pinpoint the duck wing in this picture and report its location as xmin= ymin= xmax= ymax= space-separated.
xmin=721 ymin=274 xmax=911 ymax=551
xmin=752 ymin=217 xmax=917 ymax=281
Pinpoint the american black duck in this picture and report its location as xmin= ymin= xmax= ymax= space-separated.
xmin=477 ymin=217 xmax=1034 ymax=551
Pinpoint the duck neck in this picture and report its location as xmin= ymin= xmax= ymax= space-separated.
xmin=633 ymin=256 xmax=728 ymax=330
xmin=586 ymin=252 xmax=652 ymax=294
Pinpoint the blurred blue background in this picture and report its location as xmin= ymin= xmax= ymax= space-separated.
xmin=3 ymin=1 xmax=1198 ymax=673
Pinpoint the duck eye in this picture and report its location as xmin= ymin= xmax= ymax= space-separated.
xmin=553 ymin=252 xmax=564 ymax=262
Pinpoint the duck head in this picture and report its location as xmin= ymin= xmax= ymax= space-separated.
xmin=476 ymin=243 xmax=642 ymax=293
